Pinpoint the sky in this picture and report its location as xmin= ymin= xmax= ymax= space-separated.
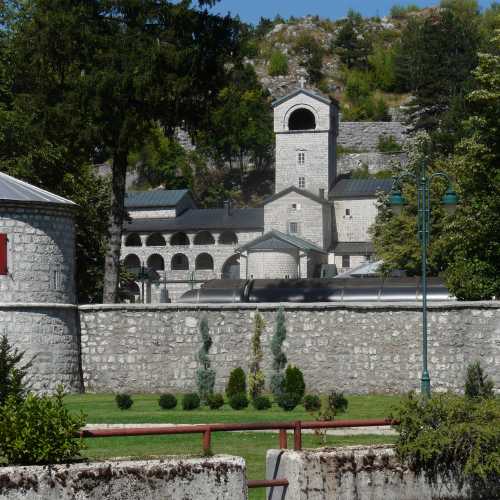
xmin=209 ymin=0 xmax=495 ymax=24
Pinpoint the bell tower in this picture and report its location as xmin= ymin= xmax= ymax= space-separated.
xmin=273 ymin=88 xmax=338 ymax=197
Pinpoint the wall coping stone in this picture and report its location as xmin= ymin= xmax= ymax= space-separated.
xmin=78 ymin=301 xmax=500 ymax=312
xmin=0 ymin=303 xmax=77 ymax=309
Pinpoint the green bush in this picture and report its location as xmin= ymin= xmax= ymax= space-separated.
xmin=226 ymin=368 xmax=246 ymax=399
xmin=158 ymin=393 xmax=177 ymax=409
xmin=368 ymin=44 xmax=397 ymax=91
xmin=115 ymin=393 xmax=133 ymax=410
xmin=207 ymin=393 xmax=224 ymax=410
xmin=252 ymin=395 xmax=272 ymax=410
xmin=229 ymin=392 xmax=249 ymax=410
xmin=277 ymin=392 xmax=300 ymax=411
xmin=303 ymin=394 xmax=321 ymax=412
xmin=268 ymin=51 xmax=289 ymax=76
xmin=345 ymin=69 xmax=373 ymax=104
xmin=390 ymin=4 xmax=420 ymax=18
xmin=0 ymin=387 xmax=86 ymax=465
xmin=182 ymin=393 xmax=201 ymax=410
xmin=378 ymin=134 xmax=401 ymax=153
xmin=464 ymin=361 xmax=495 ymax=399
xmin=0 ymin=335 xmax=32 ymax=406
xmin=282 ymin=365 xmax=306 ymax=402
xmin=393 ymin=392 xmax=500 ymax=495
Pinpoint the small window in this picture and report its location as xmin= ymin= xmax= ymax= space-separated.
xmin=298 ymin=177 xmax=306 ymax=189
xmin=291 ymin=203 xmax=301 ymax=211
xmin=345 ymin=208 xmax=351 ymax=216
xmin=0 ymin=234 xmax=7 ymax=275
xmin=297 ymin=152 xmax=305 ymax=165
xmin=289 ymin=222 xmax=298 ymax=234
xmin=342 ymin=255 xmax=350 ymax=268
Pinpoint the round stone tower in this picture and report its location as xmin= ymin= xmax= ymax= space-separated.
xmin=0 ymin=172 xmax=82 ymax=392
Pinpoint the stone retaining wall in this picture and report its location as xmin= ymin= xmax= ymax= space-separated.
xmin=266 ymin=446 xmax=471 ymax=500
xmin=78 ymin=302 xmax=500 ymax=394
xmin=0 ymin=456 xmax=246 ymax=500
xmin=337 ymin=152 xmax=408 ymax=176
xmin=338 ymin=122 xmax=407 ymax=152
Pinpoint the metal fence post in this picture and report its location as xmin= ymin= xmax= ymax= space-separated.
xmin=293 ymin=421 xmax=302 ymax=451
xmin=279 ymin=429 xmax=287 ymax=449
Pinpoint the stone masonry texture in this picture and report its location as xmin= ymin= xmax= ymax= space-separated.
xmin=78 ymin=302 xmax=500 ymax=394
xmin=338 ymin=122 xmax=407 ymax=152
xmin=0 ymin=456 xmax=247 ymax=500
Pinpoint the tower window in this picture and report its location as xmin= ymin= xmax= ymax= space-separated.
xmin=291 ymin=203 xmax=301 ymax=211
xmin=345 ymin=208 xmax=351 ymax=216
xmin=289 ymin=222 xmax=299 ymax=234
xmin=298 ymin=177 xmax=306 ymax=189
xmin=342 ymin=255 xmax=350 ymax=268
xmin=297 ymin=152 xmax=305 ymax=165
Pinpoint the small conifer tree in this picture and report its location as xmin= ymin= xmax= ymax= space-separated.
xmin=0 ymin=335 xmax=32 ymax=406
xmin=196 ymin=317 xmax=215 ymax=403
xmin=226 ymin=367 xmax=246 ymax=398
xmin=248 ymin=312 xmax=266 ymax=400
xmin=270 ymin=308 xmax=287 ymax=397
xmin=464 ymin=361 xmax=494 ymax=399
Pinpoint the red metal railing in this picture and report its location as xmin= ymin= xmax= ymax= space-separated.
xmin=78 ymin=418 xmax=396 ymax=490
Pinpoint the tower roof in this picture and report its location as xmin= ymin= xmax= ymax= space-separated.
xmin=272 ymin=88 xmax=331 ymax=108
xmin=0 ymin=172 xmax=76 ymax=206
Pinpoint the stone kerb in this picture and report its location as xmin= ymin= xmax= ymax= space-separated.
xmin=266 ymin=446 xmax=469 ymax=500
xmin=0 ymin=456 xmax=247 ymax=500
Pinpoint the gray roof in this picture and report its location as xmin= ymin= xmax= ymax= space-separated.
xmin=125 ymin=189 xmax=191 ymax=208
xmin=0 ymin=172 xmax=76 ymax=206
xmin=272 ymin=88 xmax=331 ymax=108
xmin=239 ymin=230 xmax=326 ymax=254
xmin=264 ymin=186 xmax=329 ymax=206
xmin=125 ymin=207 xmax=264 ymax=232
xmin=330 ymin=179 xmax=392 ymax=198
xmin=332 ymin=242 xmax=375 ymax=255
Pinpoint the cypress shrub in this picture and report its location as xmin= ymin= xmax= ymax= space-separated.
xmin=226 ymin=368 xmax=246 ymax=399
xmin=270 ymin=308 xmax=287 ymax=397
xmin=283 ymin=365 xmax=306 ymax=402
xmin=196 ymin=317 xmax=215 ymax=403
xmin=252 ymin=395 xmax=272 ymax=410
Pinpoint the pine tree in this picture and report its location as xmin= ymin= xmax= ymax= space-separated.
xmin=270 ymin=308 xmax=287 ymax=397
xmin=0 ymin=335 xmax=32 ymax=406
xmin=196 ymin=317 xmax=215 ymax=403
xmin=248 ymin=312 xmax=265 ymax=400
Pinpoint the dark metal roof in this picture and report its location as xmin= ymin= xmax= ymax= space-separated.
xmin=125 ymin=189 xmax=191 ymax=208
xmin=0 ymin=172 xmax=76 ymax=206
xmin=332 ymin=242 xmax=375 ymax=255
xmin=238 ymin=230 xmax=326 ymax=254
xmin=264 ymin=186 xmax=330 ymax=206
xmin=125 ymin=207 xmax=264 ymax=232
xmin=330 ymin=179 xmax=392 ymax=198
xmin=272 ymin=88 xmax=331 ymax=108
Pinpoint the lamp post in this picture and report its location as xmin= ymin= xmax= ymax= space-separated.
xmin=389 ymin=159 xmax=458 ymax=397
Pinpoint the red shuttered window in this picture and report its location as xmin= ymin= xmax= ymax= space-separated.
xmin=0 ymin=234 xmax=7 ymax=275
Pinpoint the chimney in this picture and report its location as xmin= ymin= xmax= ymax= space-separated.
xmin=224 ymin=199 xmax=232 ymax=216
xmin=319 ymin=188 xmax=325 ymax=199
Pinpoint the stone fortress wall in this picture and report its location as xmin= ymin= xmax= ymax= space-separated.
xmin=79 ymin=302 xmax=500 ymax=395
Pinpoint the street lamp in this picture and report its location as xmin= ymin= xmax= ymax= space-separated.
xmin=389 ymin=159 xmax=458 ymax=397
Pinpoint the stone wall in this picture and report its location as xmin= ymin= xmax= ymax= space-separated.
xmin=337 ymin=152 xmax=408 ymax=176
xmin=78 ymin=302 xmax=500 ymax=394
xmin=338 ymin=122 xmax=407 ymax=152
xmin=0 ymin=304 xmax=81 ymax=393
xmin=266 ymin=446 xmax=471 ymax=500
xmin=0 ymin=456 xmax=247 ymax=500
xmin=333 ymin=198 xmax=379 ymax=242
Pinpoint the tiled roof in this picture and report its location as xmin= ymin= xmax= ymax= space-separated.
xmin=0 ymin=172 xmax=76 ymax=206
xmin=238 ymin=230 xmax=326 ymax=254
xmin=331 ymin=242 xmax=375 ymax=255
xmin=125 ymin=208 xmax=264 ymax=232
xmin=330 ymin=179 xmax=392 ymax=198
xmin=125 ymin=189 xmax=190 ymax=208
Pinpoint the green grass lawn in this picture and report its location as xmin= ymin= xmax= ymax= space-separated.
xmin=66 ymin=394 xmax=401 ymax=500
xmin=65 ymin=393 xmax=401 ymax=424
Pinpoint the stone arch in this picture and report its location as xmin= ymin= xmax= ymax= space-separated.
xmin=219 ymin=231 xmax=238 ymax=245
xmin=195 ymin=253 xmax=214 ymax=270
xmin=146 ymin=233 xmax=166 ymax=246
xmin=147 ymin=253 xmax=164 ymax=271
xmin=125 ymin=233 xmax=142 ymax=247
xmin=123 ymin=254 xmax=141 ymax=270
xmin=194 ymin=231 xmax=215 ymax=245
xmin=170 ymin=232 xmax=190 ymax=246
xmin=171 ymin=253 xmax=189 ymax=271
xmin=288 ymin=108 xmax=316 ymax=130
xmin=222 ymin=254 xmax=240 ymax=280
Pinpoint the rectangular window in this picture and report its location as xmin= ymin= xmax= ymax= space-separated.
xmin=297 ymin=152 xmax=305 ymax=165
xmin=291 ymin=203 xmax=301 ymax=211
xmin=298 ymin=177 xmax=305 ymax=189
xmin=0 ymin=234 xmax=7 ymax=275
xmin=345 ymin=208 xmax=351 ymax=216
xmin=342 ymin=255 xmax=350 ymax=268
xmin=289 ymin=222 xmax=298 ymax=234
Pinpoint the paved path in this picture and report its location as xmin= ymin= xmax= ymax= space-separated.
xmin=83 ymin=423 xmax=397 ymax=436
